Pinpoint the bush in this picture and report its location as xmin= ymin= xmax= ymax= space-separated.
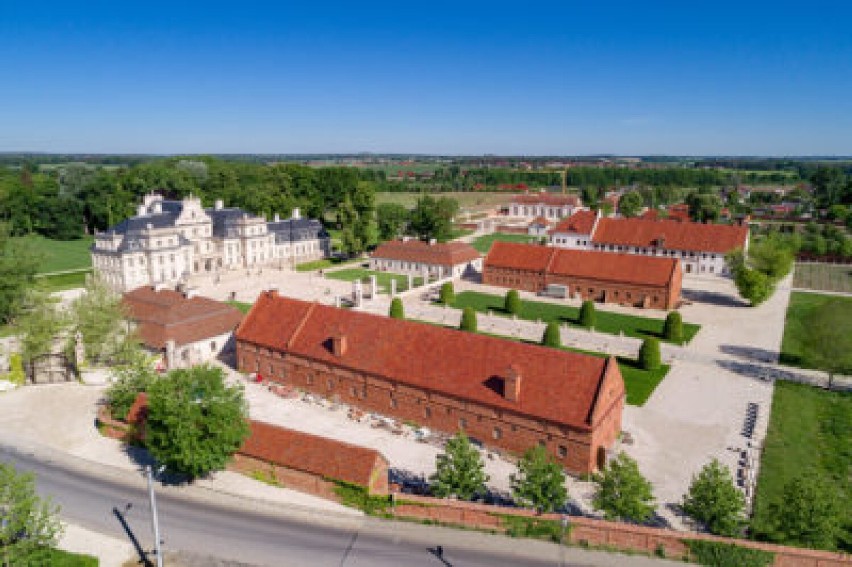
xmin=439 ymin=282 xmax=455 ymax=305
xmin=579 ymin=300 xmax=596 ymax=328
xmin=499 ymin=515 xmax=565 ymax=542
xmin=663 ymin=312 xmax=683 ymax=343
xmin=638 ymin=338 xmax=661 ymax=371
xmin=389 ymin=297 xmax=405 ymax=320
xmin=734 ymin=267 xmax=774 ymax=306
xmin=685 ymin=540 xmax=774 ymax=567
xmin=504 ymin=289 xmax=522 ymax=315
xmin=541 ymin=322 xmax=561 ymax=348
xmin=332 ymin=481 xmax=390 ymax=515
xmin=6 ymin=352 xmax=25 ymax=385
xmin=459 ymin=307 xmax=477 ymax=332
xmin=105 ymin=353 xmax=156 ymax=421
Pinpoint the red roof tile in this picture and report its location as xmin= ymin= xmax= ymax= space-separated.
xmin=592 ymin=218 xmax=748 ymax=254
xmin=240 ymin=420 xmax=386 ymax=487
xmin=371 ymin=240 xmax=480 ymax=267
xmin=512 ymin=194 xmax=580 ymax=207
xmin=485 ymin=242 xmax=678 ymax=288
xmin=237 ymin=293 xmax=618 ymax=430
xmin=123 ymin=287 xmax=244 ymax=349
xmin=549 ymin=210 xmax=598 ymax=235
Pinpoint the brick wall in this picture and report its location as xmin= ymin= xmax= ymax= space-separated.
xmin=229 ymin=453 xmax=341 ymax=501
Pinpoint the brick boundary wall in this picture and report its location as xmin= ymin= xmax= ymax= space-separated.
xmin=227 ymin=453 xmax=341 ymax=501
xmin=387 ymin=494 xmax=851 ymax=567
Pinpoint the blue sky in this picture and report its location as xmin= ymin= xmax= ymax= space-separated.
xmin=1 ymin=1 xmax=850 ymax=155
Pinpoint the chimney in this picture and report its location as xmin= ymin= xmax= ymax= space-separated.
xmin=214 ymin=199 xmax=224 ymax=210
xmin=331 ymin=328 xmax=348 ymax=357
xmin=291 ymin=207 xmax=301 ymax=220
xmin=504 ymin=365 xmax=522 ymax=402
xmin=274 ymin=213 xmax=280 ymax=222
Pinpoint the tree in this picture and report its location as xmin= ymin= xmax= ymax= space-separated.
xmin=0 ymin=224 xmax=40 ymax=324
xmin=69 ymin=275 xmax=135 ymax=366
xmin=769 ymin=477 xmax=842 ymax=550
xmin=106 ymin=350 xmax=157 ymax=421
xmin=459 ymin=307 xmax=478 ymax=333
xmin=592 ymin=452 xmax=656 ymax=523
xmin=579 ymin=300 xmax=596 ymax=328
xmin=16 ymin=292 xmax=66 ymax=365
xmin=376 ymin=202 xmax=409 ymax=241
xmin=687 ymin=190 xmax=723 ymax=223
xmin=681 ymin=459 xmax=745 ymax=536
xmin=144 ymin=365 xmax=250 ymax=478
xmin=749 ymin=237 xmax=794 ymax=282
xmin=799 ymin=298 xmax=852 ymax=388
xmin=504 ymin=289 xmax=521 ymax=315
xmin=0 ymin=463 xmax=63 ymax=565
xmin=619 ymin=191 xmax=644 ymax=218
xmin=409 ymin=196 xmax=459 ymax=242
xmin=439 ymin=282 xmax=455 ymax=305
xmin=541 ymin=321 xmax=561 ymax=348
xmin=511 ymin=445 xmax=567 ymax=513
xmin=389 ymin=297 xmax=405 ymax=320
xmin=638 ymin=338 xmax=661 ymax=371
xmin=429 ymin=431 xmax=488 ymax=500
xmin=734 ymin=267 xmax=774 ymax=306
xmin=663 ymin=311 xmax=683 ymax=343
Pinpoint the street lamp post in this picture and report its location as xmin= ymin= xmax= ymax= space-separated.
xmin=145 ymin=465 xmax=164 ymax=567
xmin=559 ymin=515 xmax=569 ymax=567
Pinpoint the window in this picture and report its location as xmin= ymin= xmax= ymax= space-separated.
xmin=390 ymin=396 xmax=397 ymax=409
xmin=306 ymin=374 xmax=314 ymax=385
xmin=268 ymin=363 xmax=273 ymax=375
xmin=327 ymin=378 xmax=334 ymax=390
xmin=458 ymin=417 xmax=467 ymax=429
xmin=210 ymin=341 xmax=217 ymax=352
xmin=424 ymin=406 xmax=432 ymax=418
xmin=558 ymin=445 xmax=567 ymax=458
xmin=350 ymin=386 xmax=357 ymax=398
xmin=492 ymin=427 xmax=502 ymax=440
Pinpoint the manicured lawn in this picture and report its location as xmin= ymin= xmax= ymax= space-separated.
xmin=751 ymin=382 xmax=851 ymax=550
xmin=470 ymin=233 xmax=538 ymax=254
xmin=451 ymin=291 xmax=700 ymax=344
xmin=295 ymin=257 xmax=364 ymax=272
xmin=324 ymin=268 xmax=423 ymax=293
xmin=780 ymin=292 xmax=852 ymax=373
xmin=34 ymin=269 xmax=92 ymax=291
xmin=226 ymin=300 xmax=254 ymax=314
xmin=15 ymin=234 xmax=94 ymax=274
xmin=793 ymin=262 xmax=852 ymax=294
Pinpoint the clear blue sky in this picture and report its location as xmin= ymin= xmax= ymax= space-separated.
xmin=1 ymin=1 xmax=850 ymax=156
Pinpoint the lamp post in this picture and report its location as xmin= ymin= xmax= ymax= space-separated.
xmin=558 ymin=514 xmax=569 ymax=567
xmin=145 ymin=465 xmax=164 ymax=567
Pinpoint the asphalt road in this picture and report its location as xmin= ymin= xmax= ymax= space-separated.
xmin=0 ymin=444 xmax=627 ymax=567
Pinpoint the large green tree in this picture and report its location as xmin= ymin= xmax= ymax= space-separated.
xmin=144 ymin=365 xmax=250 ymax=478
xmin=0 ymin=463 xmax=63 ymax=566
xmin=618 ymin=191 xmax=644 ymax=218
xmin=592 ymin=452 xmax=656 ymax=523
xmin=16 ymin=292 xmax=66 ymax=365
xmin=409 ymin=196 xmax=459 ymax=242
xmin=69 ymin=275 xmax=135 ymax=365
xmin=376 ymin=202 xmax=409 ymax=241
xmin=769 ymin=476 xmax=842 ymax=550
xmin=510 ymin=445 xmax=567 ymax=513
xmin=681 ymin=459 xmax=745 ymax=537
xmin=0 ymin=225 xmax=40 ymax=324
xmin=106 ymin=350 xmax=158 ymax=421
xmin=429 ymin=431 xmax=488 ymax=500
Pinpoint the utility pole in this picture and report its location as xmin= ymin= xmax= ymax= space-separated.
xmin=145 ymin=465 xmax=164 ymax=567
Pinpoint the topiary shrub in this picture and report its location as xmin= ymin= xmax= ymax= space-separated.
xmin=638 ymin=338 xmax=661 ymax=371
xmin=459 ymin=307 xmax=478 ymax=332
xmin=579 ymin=300 xmax=596 ymax=328
xmin=389 ymin=297 xmax=405 ymax=320
xmin=504 ymin=289 xmax=522 ymax=316
xmin=663 ymin=311 xmax=683 ymax=343
xmin=439 ymin=282 xmax=455 ymax=305
xmin=541 ymin=322 xmax=561 ymax=348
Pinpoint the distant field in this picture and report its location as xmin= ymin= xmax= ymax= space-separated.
xmin=780 ymin=292 xmax=852 ymax=373
xmin=375 ymin=191 xmax=515 ymax=213
xmin=362 ymin=163 xmax=439 ymax=175
xmin=470 ymin=233 xmax=538 ymax=254
xmin=793 ymin=262 xmax=852 ymax=294
xmin=15 ymin=234 xmax=93 ymax=274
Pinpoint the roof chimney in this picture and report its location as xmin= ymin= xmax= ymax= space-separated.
xmin=274 ymin=213 xmax=280 ymax=222
xmin=291 ymin=207 xmax=301 ymax=220
xmin=214 ymin=199 xmax=224 ymax=210
xmin=331 ymin=327 xmax=348 ymax=357
xmin=504 ymin=365 xmax=522 ymax=402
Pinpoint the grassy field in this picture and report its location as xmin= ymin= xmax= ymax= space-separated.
xmin=324 ymin=268 xmax=423 ymax=294
xmin=34 ymin=270 xmax=91 ymax=291
xmin=793 ymin=262 xmax=852 ymax=294
xmin=452 ymin=291 xmax=699 ymax=344
xmin=15 ymin=234 xmax=94 ymax=273
xmin=470 ymin=233 xmax=538 ymax=254
xmin=780 ymin=292 xmax=852 ymax=373
xmin=375 ymin=191 xmax=516 ymax=213
xmin=751 ymin=382 xmax=851 ymax=550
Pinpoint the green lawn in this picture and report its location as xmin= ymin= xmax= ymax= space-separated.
xmin=780 ymin=292 xmax=852 ymax=373
xmin=21 ymin=547 xmax=99 ymax=566
xmin=295 ymin=257 xmax=364 ymax=272
xmin=451 ymin=291 xmax=700 ymax=344
xmin=226 ymin=300 xmax=254 ymax=314
xmin=324 ymin=268 xmax=423 ymax=294
xmin=33 ymin=269 xmax=92 ymax=291
xmin=15 ymin=234 xmax=94 ymax=274
xmin=751 ymin=382 xmax=851 ymax=551
xmin=470 ymin=233 xmax=538 ymax=254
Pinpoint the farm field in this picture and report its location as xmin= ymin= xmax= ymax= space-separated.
xmin=375 ymin=191 xmax=515 ymax=212
xmin=452 ymin=291 xmax=699 ymax=344
xmin=324 ymin=268 xmax=424 ymax=294
xmin=793 ymin=262 xmax=852 ymax=294
xmin=750 ymin=382 xmax=851 ymax=551
xmin=15 ymin=235 xmax=94 ymax=273
xmin=470 ymin=233 xmax=538 ymax=253
xmin=780 ymin=292 xmax=852 ymax=373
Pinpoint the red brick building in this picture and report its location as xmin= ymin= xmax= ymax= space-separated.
xmin=235 ymin=292 xmax=625 ymax=474
xmin=483 ymin=242 xmax=682 ymax=310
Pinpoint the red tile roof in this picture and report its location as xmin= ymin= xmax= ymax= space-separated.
xmin=237 ymin=293 xmax=618 ymax=430
xmin=240 ymin=420 xmax=386 ymax=488
xmin=485 ymin=242 xmax=678 ymax=288
xmin=592 ymin=218 xmax=748 ymax=254
xmin=512 ymin=194 xmax=580 ymax=207
xmin=549 ymin=210 xmax=598 ymax=235
xmin=371 ymin=240 xmax=480 ymax=267
xmin=123 ymin=287 xmax=244 ymax=349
